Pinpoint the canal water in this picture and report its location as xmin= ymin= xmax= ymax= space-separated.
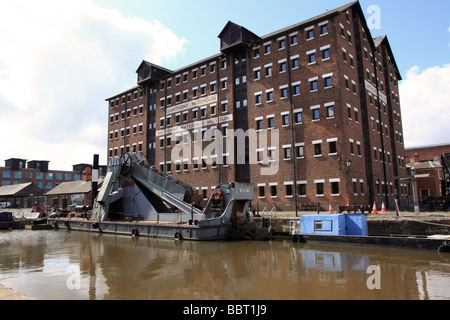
xmin=0 ymin=229 xmax=449 ymax=300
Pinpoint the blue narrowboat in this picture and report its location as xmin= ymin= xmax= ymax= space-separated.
xmin=291 ymin=213 xmax=450 ymax=252
xmin=0 ymin=212 xmax=13 ymax=230
xmin=299 ymin=213 xmax=369 ymax=237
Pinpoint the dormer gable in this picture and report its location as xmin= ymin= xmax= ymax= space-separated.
xmin=136 ymin=60 xmax=172 ymax=85
xmin=218 ymin=21 xmax=261 ymax=52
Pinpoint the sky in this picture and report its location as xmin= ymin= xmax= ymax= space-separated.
xmin=0 ymin=0 xmax=449 ymax=170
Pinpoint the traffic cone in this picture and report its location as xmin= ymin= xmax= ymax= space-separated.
xmin=381 ymin=202 xmax=387 ymax=213
xmin=371 ymin=202 xmax=378 ymax=215
xmin=328 ymin=203 xmax=334 ymax=214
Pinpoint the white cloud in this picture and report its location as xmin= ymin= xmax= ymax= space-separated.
xmin=0 ymin=0 xmax=186 ymax=170
xmin=400 ymin=64 xmax=450 ymax=148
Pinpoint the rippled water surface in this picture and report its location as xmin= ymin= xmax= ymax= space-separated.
xmin=1 ymin=229 xmax=449 ymax=300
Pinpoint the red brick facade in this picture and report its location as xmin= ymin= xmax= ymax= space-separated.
xmin=405 ymin=144 xmax=450 ymax=200
xmin=405 ymin=144 xmax=450 ymax=163
xmin=107 ymin=2 xmax=408 ymax=211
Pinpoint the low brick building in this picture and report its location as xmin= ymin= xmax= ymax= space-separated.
xmin=107 ymin=1 xmax=408 ymax=212
xmin=406 ymin=143 xmax=450 ymax=204
xmin=1 ymin=158 xmax=106 ymax=209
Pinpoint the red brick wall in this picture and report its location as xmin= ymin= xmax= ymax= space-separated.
xmin=106 ymin=3 xmax=408 ymax=210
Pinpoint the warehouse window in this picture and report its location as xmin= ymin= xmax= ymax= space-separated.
xmin=314 ymin=144 xmax=322 ymax=156
xmin=296 ymin=144 xmax=305 ymax=159
xmin=267 ymin=116 xmax=274 ymax=129
xmin=329 ymin=140 xmax=337 ymax=155
xmin=282 ymin=113 xmax=290 ymax=126
xmin=255 ymin=93 xmax=262 ymax=105
xmin=193 ymin=158 xmax=199 ymax=170
xmin=257 ymin=149 xmax=264 ymax=163
xmin=265 ymin=65 xmax=272 ymax=77
xmin=253 ymin=48 xmax=260 ymax=59
xmin=283 ymin=146 xmax=292 ymax=160
xmin=258 ymin=184 xmax=265 ymax=198
xmin=292 ymin=83 xmax=300 ymax=96
xmin=279 ymin=60 xmax=286 ymax=73
xmin=311 ymin=105 xmax=320 ymax=121
xmin=222 ymin=154 xmax=229 ymax=166
xmin=254 ymin=68 xmax=261 ymax=80
xmin=285 ymin=182 xmax=293 ymax=198
xmin=298 ymin=182 xmax=306 ymax=197
xmin=269 ymin=147 xmax=276 ymax=163
xmin=325 ymin=102 xmax=334 ymax=118
xmin=330 ymin=179 xmax=340 ymax=196
xmin=313 ymin=141 xmax=322 ymax=157
xmin=270 ymin=183 xmax=278 ymax=198
xmin=294 ymin=110 xmax=302 ymax=124
xmin=324 ymin=76 xmax=332 ymax=88
xmin=323 ymin=48 xmax=330 ymax=60
xmin=256 ymin=119 xmax=263 ymax=131
xmin=290 ymin=34 xmax=298 ymax=45
xmin=316 ymin=181 xmax=324 ymax=196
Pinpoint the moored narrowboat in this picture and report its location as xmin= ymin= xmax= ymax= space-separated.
xmin=0 ymin=212 xmax=13 ymax=230
xmin=291 ymin=213 xmax=450 ymax=252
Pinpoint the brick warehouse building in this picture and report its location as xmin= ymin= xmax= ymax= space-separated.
xmin=107 ymin=1 xmax=408 ymax=212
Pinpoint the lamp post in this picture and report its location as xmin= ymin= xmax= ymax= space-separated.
xmin=346 ymin=158 xmax=353 ymax=170
xmin=345 ymin=158 xmax=352 ymax=208
xmin=410 ymin=167 xmax=420 ymax=216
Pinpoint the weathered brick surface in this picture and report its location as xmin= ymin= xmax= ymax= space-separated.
xmin=107 ymin=2 xmax=408 ymax=211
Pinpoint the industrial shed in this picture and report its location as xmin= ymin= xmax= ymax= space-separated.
xmin=45 ymin=180 xmax=98 ymax=209
xmin=0 ymin=182 xmax=44 ymax=208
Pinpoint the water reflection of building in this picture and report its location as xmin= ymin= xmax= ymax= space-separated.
xmin=301 ymin=249 xmax=369 ymax=272
xmin=77 ymin=237 xmax=450 ymax=300
xmin=4 ymin=231 xmax=449 ymax=300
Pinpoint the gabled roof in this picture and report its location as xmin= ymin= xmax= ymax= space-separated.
xmin=261 ymin=1 xmax=381 ymax=53
xmin=218 ymin=21 xmax=261 ymax=52
xmin=135 ymin=60 xmax=172 ymax=75
xmin=262 ymin=1 xmax=359 ymax=40
xmin=45 ymin=181 xmax=95 ymax=196
xmin=374 ymin=35 xmax=402 ymax=80
xmin=136 ymin=60 xmax=173 ymax=85
xmin=0 ymin=183 xmax=44 ymax=198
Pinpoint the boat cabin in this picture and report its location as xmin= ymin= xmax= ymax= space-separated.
xmin=300 ymin=214 xmax=369 ymax=236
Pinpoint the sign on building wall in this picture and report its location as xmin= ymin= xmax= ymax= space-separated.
xmin=156 ymin=114 xmax=233 ymax=137
xmin=166 ymin=94 xmax=218 ymax=115
xmin=365 ymin=80 xmax=387 ymax=104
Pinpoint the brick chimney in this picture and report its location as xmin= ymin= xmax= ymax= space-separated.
xmin=82 ymin=167 xmax=92 ymax=181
